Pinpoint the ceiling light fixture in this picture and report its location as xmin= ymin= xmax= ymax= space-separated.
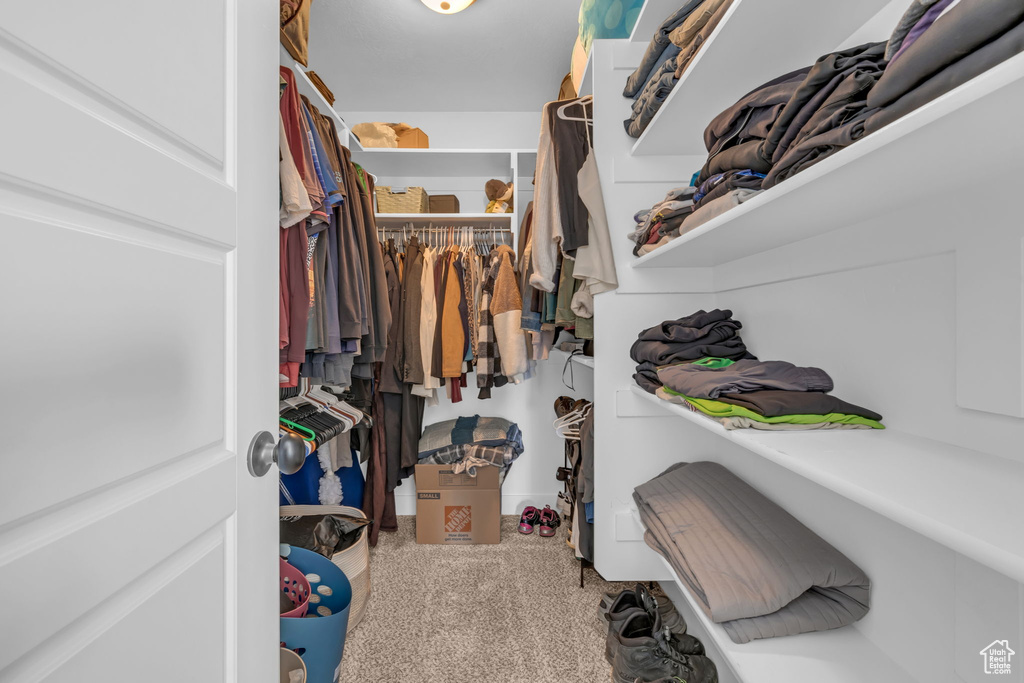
xmin=420 ymin=0 xmax=477 ymax=14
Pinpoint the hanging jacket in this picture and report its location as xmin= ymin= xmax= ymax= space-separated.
xmin=490 ymin=245 xmax=528 ymax=382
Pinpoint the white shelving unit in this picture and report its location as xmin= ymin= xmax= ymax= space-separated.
xmin=628 ymin=0 xmax=891 ymax=157
xmin=588 ymin=2 xmax=1024 ymax=680
xmin=622 ymin=385 xmax=1024 ymax=584
xmin=279 ymin=46 xmax=362 ymax=151
xmin=633 ymin=52 xmax=1024 ymax=268
xmin=651 ymin=553 xmax=912 ymax=683
xmin=374 ymin=213 xmax=512 ymax=228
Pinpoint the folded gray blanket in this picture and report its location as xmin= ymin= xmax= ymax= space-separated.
xmin=634 ymin=461 xmax=870 ymax=643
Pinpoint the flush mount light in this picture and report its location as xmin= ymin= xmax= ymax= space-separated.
xmin=420 ymin=0 xmax=477 ymax=13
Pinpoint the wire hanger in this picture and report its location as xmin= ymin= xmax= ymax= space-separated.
xmin=557 ymin=95 xmax=593 ymax=123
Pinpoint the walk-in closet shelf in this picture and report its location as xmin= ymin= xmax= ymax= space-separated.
xmin=629 ymin=0 xmax=891 ymax=156
xmin=632 ymin=52 xmax=1024 ymax=268
xmin=280 ymin=46 xmax=362 ymax=151
xmin=648 ymin=550 xmax=911 ymax=683
xmin=621 ymin=385 xmax=1024 ymax=584
xmin=374 ymin=213 xmax=512 ymax=227
xmin=351 ymin=148 xmax=533 ymax=179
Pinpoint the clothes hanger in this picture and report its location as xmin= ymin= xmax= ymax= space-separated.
xmin=557 ymin=95 xmax=593 ymax=123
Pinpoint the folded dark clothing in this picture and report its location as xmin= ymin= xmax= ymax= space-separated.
xmin=632 ymin=337 xmax=754 ymax=366
xmin=769 ymin=42 xmax=886 ymax=166
xmin=761 ymin=107 xmax=875 ymax=189
xmin=635 ymin=461 xmax=870 ymax=643
xmin=636 ymin=308 xmax=739 ymax=344
xmin=693 ymin=169 xmax=766 ymax=207
xmin=624 ymin=0 xmax=707 ymax=97
xmin=633 ymin=362 xmax=663 ymax=394
xmin=658 ymin=358 xmax=833 ymax=398
xmin=762 ymin=42 xmax=886 ymax=163
xmin=714 ymin=389 xmax=882 ymax=420
xmin=866 ymin=20 xmax=1024 ymax=134
xmin=868 ymin=0 xmax=1024 ymax=110
xmin=698 ymin=139 xmax=772 ymax=184
xmin=704 ymin=66 xmax=811 ymax=155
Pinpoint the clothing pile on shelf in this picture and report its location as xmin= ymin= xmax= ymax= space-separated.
xmin=630 ymin=309 xmax=755 ymax=393
xmin=623 ymin=0 xmax=735 ymax=138
xmin=631 ymin=309 xmax=885 ymax=430
xmin=552 ymin=397 xmax=594 ymax=564
xmin=634 ymin=461 xmax=871 ymax=643
xmin=529 ymin=95 xmax=619 ymax=345
xmin=628 ymin=0 xmax=1024 ymax=255
xmin=416 ymin=416 xmax=525 ymax=484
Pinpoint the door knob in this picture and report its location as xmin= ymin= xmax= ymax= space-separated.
xmin=247 ymin=431 xmax=306 ymax=478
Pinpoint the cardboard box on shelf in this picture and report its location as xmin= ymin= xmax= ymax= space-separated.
xmin=428 ymin=195 xmax=460 ymax=213
xmin=397 ymin=127 xmax=429 ymax=148
xmin=415 ymin=464 xmax=500 ymax=544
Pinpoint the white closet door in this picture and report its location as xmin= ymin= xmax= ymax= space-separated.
xmin=0 ymin=2 xmax=279 ymax=683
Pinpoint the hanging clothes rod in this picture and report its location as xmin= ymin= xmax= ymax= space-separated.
xmin=378 ymin=226 xmax=513 ymax=232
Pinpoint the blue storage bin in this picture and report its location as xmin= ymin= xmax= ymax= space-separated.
xmin=281 ymin=450 xmax=366 ymax=510
xmin=280 ymin=546 xmax=353 ymax=683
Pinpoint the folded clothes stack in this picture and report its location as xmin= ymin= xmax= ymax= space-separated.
xmin=623 ymin=0 xmax=735 ymax=138
xmin=628 ymin=0 xmax=1024 ymax=256
xmin=417 ymin=415 xmax=525 ymax=482
xmin=629 ymin=309 xmax=755 ymax=393
xmin=634 ymin=461 xmax=871 ymax=643
xmin=655 ymin=358 xmax=885 ymax=430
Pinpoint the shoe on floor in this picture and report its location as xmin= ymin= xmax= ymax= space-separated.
xmin=610 ymin=611 xmax=717 ymax=683
xmin=538 ymin=505 xmax=561 ymax=537
xmin=600 ymin=584 xmax=687 ymax=634
xmin=519 ymin=506 xmax=540 ymax=534
xmin=604 ymin=585 xmax=699 ymax=664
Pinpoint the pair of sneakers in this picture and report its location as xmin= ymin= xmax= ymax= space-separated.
xmin=601 ymin=584 xmax=718 ymax=683
xmin=518 ymin=505 xmax=560 ymax=536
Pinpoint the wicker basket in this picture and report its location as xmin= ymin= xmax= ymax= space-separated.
xmin=375 ymin=186 xmax=429 ymax=213
xmin=280 ymin=505 xmax=371 ymax=632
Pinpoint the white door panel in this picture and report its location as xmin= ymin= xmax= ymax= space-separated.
xmin=2 ymin=216 xmax=226 ymax=523
xmin=0 ymin=0 xmax=227 ymax=163
xmin=0 ymin=67 xmax=235 ymax=242
xmin=36 ymin=532 xmax=226 ymax=683
xmin=0 ymin=2 xmax=278 ymax=682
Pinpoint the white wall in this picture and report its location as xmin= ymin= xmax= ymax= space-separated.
xmin=342 ymin=111 xmax=541 ymax=150
xmin=393 ymin=353 xmax=594 ymax=516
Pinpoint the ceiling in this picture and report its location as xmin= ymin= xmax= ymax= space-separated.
xmin=307 ymin=0 xmax=581 ymax=113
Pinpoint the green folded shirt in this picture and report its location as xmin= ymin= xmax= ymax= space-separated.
xmin=661 ymin=387 xmax=885 ymax=429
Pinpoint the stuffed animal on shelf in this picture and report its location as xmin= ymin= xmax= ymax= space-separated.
xmin=485 ymin=179 xmax=514 ymax=213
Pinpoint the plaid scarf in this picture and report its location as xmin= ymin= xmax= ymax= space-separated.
xmin=476 ymin=252 xmax=502 ymax=398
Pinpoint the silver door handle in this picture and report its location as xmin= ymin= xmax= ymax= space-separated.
xmin=247 ymin=431 xmax=305 ymax=477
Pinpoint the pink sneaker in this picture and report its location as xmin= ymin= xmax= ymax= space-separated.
xmin=519 ymin=506 xmax=540 ymax=534
xmin=538 ymin=505 xmax=561 ymax=537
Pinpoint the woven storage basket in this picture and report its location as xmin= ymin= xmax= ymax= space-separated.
xmin=280 ymin=505 xmax=371 ymax=632
xmin=375 ymin=186 xmax=428 ymax=213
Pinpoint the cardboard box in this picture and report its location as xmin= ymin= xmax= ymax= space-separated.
xmin=428 ymin=195 xmax=460 ymax=213
xmin=397 ymin=127 xmax=429 ymax=148
xmin=415 ymin=464 xmax=500 ymax=544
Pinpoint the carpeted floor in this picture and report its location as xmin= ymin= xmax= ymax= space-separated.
xmin=338 ymin=516 xmax=633 ymax=683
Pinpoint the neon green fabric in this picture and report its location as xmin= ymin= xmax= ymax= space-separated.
xmin=691 ymin=357 xmax=736 ymax=369
xmin=661 ymin=387 xmax=885 ymax=429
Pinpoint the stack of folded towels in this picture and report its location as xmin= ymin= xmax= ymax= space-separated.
xmin=417 ymin=415 xmax=525 ymax=483
xmin=630 ymin=309 xmax=755 ymax=393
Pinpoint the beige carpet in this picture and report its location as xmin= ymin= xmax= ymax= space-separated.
xmin=338 ymin=516 xmax=633 ymax=683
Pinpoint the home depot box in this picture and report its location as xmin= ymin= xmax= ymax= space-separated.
xmin=415 ymin=464 xmax=500 ymax=544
